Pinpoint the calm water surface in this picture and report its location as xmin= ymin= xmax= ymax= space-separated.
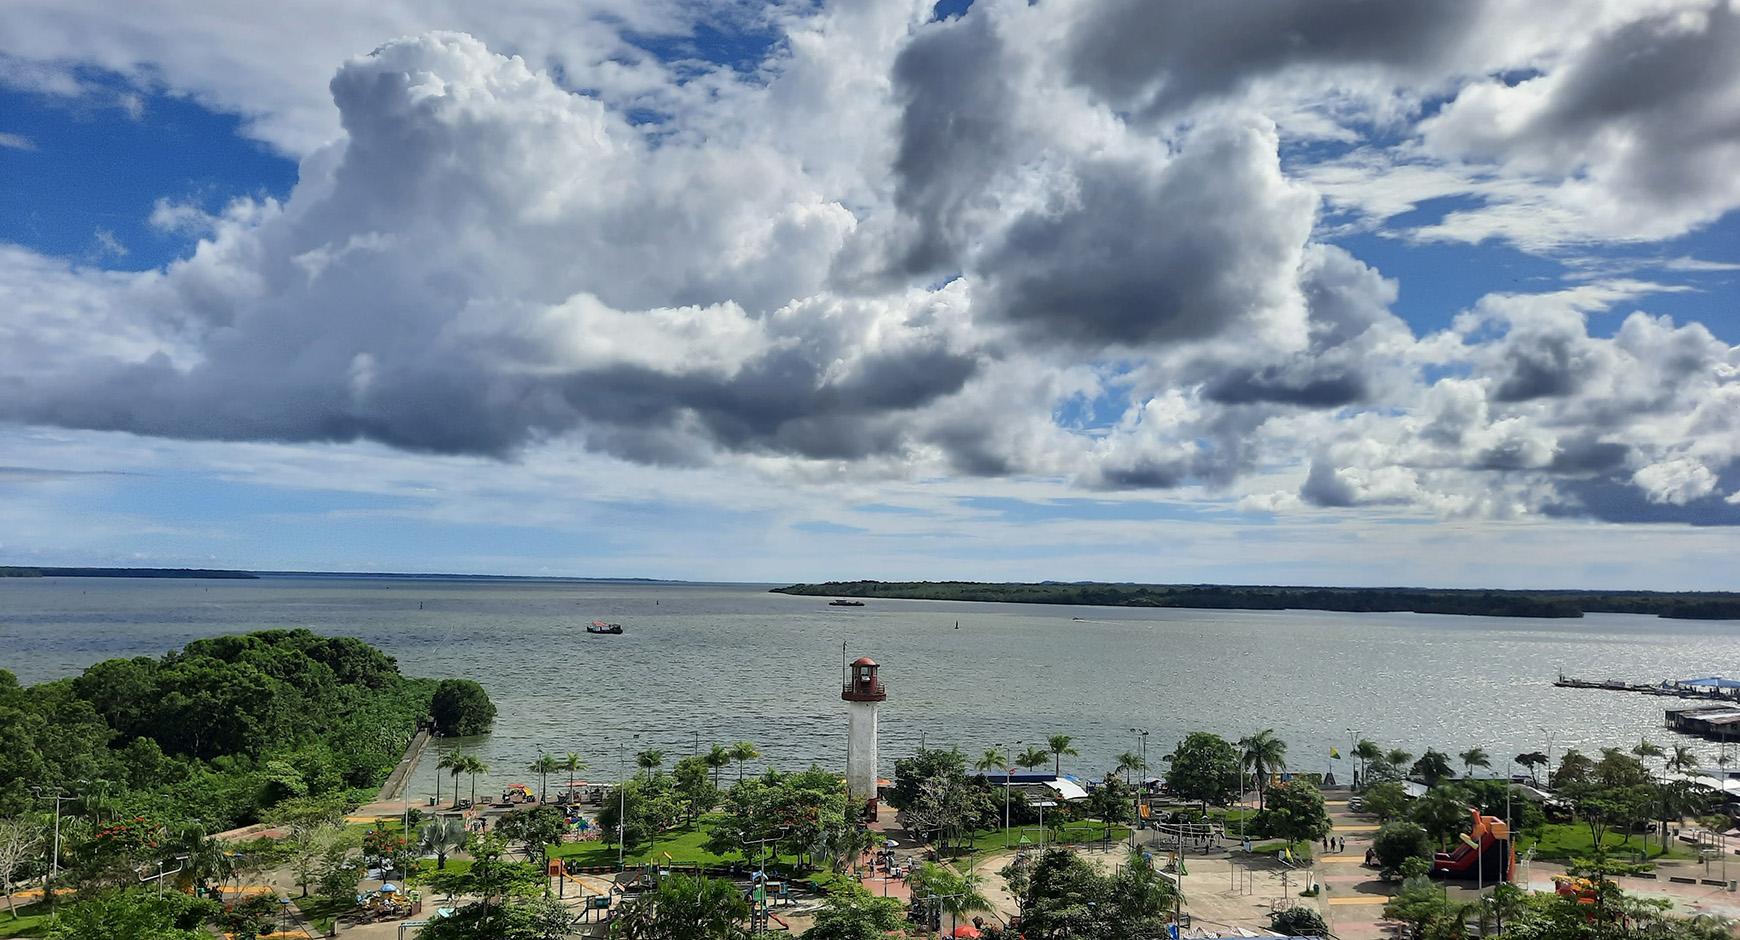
xmin=3 ymin=577 xmax=1734 ymax=798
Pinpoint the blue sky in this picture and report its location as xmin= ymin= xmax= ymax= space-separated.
xmin=1 ymin=0 xmax=1738 ymax=587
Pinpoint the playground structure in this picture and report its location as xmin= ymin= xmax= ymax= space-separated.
xmin=1432 ymin=808 xmax=1515 ymax=882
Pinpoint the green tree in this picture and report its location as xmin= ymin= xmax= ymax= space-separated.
xmin=528 ymin=754 xmax=559 ymax=804
xmin=1086 ymin=772 xmax=1138 ymax=845
xmin=1666 ymin=744 xmax=1702 ymax=777
xmin=1411 ymin=749 xmax=1455 ymax=787
xmin=1115 ymin=750 xmax=1148 ymax=787
xmin=429 ymin=679 xmax=496 ymax=737
xmin=1633 ymin=738 xmax=1666 ymax=770
xmin=1458 ymin=747 xmax=1491 ymax=777
xmin=803 ymin=883 xmax=905 ymax=940
xmin=1270 ymin=906 xmax=1329 ymax=937
xmin=1354 ymin=738 xmax=1383 ymax=785
xmin=1411 ymin=786 xmax=1471 ymax=850
xmin=1016 ymin=746 xmax=1050 ymax=772
xmin=560 ymin=752 xmax=586 ymax=800
xmin=314 ymin=844 xmax=363 ymax=917
xmin=727 ymin=741 xmax=759 ymax=783
xmin=907 ymin=863 xmax=992 ymax=936
xmin=1014 ymin=846 xmax=1179 ymax=938
xmin=1258 ymin=778 xmax=1332 ymax=847
xmin=1552 ymin=748 xmax=1596 ymax=789
xmin=1239 ymin=729 xmax=1288 ymax=809
xmin=609 ymin=872 xmax=748 ymax=940
xmin=464 ymin=755 xmax=490 ymax=806
xmin=419 ymin=816 xmax=468 ymax=871
xmin=975 ymin=748 xmax=1007 ymax=774
xmin=635 ymin=750 xmax=666 ymax=776
xmin=704 ymin=745 xmax=731 ymax=789
xmin=1046 ymin=734 xmax=1078 ymax=777
xmin=1165 ymin=732 xmax=1242 ymax=811
xmin=495 ymin=807 xmax=569 ymax=862
xmin=672 ymin=755 xmax=718 ymax=823
xmin=46 ymin=890 xmax=216 ymax=940
xmin=441 ymin=753 xmax=466 ymax=808
xmin=1385 ymin=875 xmax=1473 ymax=940
xmin=1362 ymin=781 xmax=1410 ymax=822
xmin=1514 ymin=751 xmax=1548 ymax=786
xmin=1371 ymin=821 xmax=1432 ymax=880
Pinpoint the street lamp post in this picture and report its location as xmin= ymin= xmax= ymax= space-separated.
xmin=1129 ymin=728 xmax=1149 ymax=849
xmin=1539 ymin=727 xmax=1557 ymax=781
xmin=618 ymin=733 xmax=640 ymax=872
xmin=1003 ymin=741 xmax=1021 ymax=850
xmin=30 ymin=786 xmax=76 ymax=883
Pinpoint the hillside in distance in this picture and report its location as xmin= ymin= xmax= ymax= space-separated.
xmin=773 ymin=580 xmax=1740 ymax=620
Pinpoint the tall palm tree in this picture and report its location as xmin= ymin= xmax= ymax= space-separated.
xmin=1385 ymin=748 xmax=1413 ymax=772
xmin=1354 ymin=738 xmax=1383 ymax=783
xmin=1239 ymin=730 xmax=1288 ymax=809
xmin=1459 ymin=747 xmax=1492 ymax=777
xmin=1046 ymin=735 xmax=1078 ymax=778
xmin=705 ymin=745 xmax=732 ymax=789
xmin=1666 ymin=745 xmax=1701 ymax=777
xmin=1115 ymin=751 xmax=1148 ymax=786
xmin=1634 ymin=738 xmax=1666 ymax=771
xmin=1016 ymin=747 xmax=1050 ymax=772
xmin=464 ymin=756 xmax=489 ymax=806
xmin=908 ymin=863 xmax=992 ymax=936
xmin=443 ymin=753 xmax=467 ymax=807
xmin=636 ymin=749 xmax=666 ymax=776
xmin=975 ymin=748 xmax=1008 ymax=775
xmin=529 ymin=755 xmax=559 ymax=804
xmin=728 ymin=741 xmax=760 ymax=782
xmin=560 ymin=752 xmax=587 ymax=801
xmin=1515 ymin=752 xmax=1549 ymax=786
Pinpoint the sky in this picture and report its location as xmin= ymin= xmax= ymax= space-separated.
xmin=1 ymin=0 xmax=1738 ymax=589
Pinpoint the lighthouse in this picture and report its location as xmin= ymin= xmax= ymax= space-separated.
xmin=842 ymin=656 xmax=885 ymax=815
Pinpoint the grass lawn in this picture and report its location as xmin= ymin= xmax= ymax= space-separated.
xmin=0 ymin=902 xmax=51 ymax=939
xmin=1519 ymin=824 xmax=1691 ymax=862
xmin=959 ymin=821 xmax=1133 ymax=863
xmin=1248 ymin=839 xmax=1313 ymax=859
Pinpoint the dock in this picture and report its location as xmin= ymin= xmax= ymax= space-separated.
xmin=1553 ymin=673 xmax=1740 ymax=701
xmin=1666 ymin=705 xmax=1740 ymax=740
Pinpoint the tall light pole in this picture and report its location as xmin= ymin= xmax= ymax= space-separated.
xmin=30 ymin=786 xmax=75 ymax=883
xmin=1004 ymin=740 xmax=1022 ymax=850
xmin=1346 ymin=728 xmax=1362 ymax=788
xmin=1538 ymin=727 xmax=1557 ymax=782
xmin=1129 ymin=728 xmax=1149 ymax=849
xmin=618 ymin=733 xmax=639 ymax=872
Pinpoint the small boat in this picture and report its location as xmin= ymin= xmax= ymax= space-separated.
xmin=586 ymin=620 xmax=624 ymax=634
xmin=829 ymin=599 xmax=866 ymax=607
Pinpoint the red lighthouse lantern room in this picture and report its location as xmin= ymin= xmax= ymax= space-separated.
xmin=843 ymin=657 xmax=886 ymax=702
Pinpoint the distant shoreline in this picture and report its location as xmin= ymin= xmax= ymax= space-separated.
xmin=772 ymin=580 xmax=1740 ymax=621
xmin=0 ymin=565 xmax=685 ymax=583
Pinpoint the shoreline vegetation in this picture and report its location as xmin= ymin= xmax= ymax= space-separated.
xmin=773 ymin=580 xmax=1740 ymax=620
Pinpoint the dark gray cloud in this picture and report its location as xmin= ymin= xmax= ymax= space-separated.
xmin=1204 ymin=368 xmax=1366 ymax=408
xmin=1062 ymin=0 xmax=1485 ymax=122
xmin=1300 ymin=458 xmax=1359 ymax=507
xmin=973 ymin=124 xmax=1311 ymax=348
xmin=1491 ymin=331 xmax=1586 ymax=402
xmin=1543 ymin=463 xmax=1740 ymax=526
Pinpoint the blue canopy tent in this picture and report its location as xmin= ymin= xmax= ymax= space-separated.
xmin=1676 ymin=677 xmax=1740 ymax=690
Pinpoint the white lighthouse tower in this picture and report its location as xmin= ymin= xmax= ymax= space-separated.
xmin=842 ymin=655 xmax=885 ymax=817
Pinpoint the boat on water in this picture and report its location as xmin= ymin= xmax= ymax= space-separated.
xmin=829 ymin=599 xmax=866 ymax=607
xmin=586 ymin=620 xmax=624 ymax=635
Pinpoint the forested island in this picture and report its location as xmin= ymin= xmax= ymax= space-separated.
xmin=0 ymin=629 xmax=494 ymax=832
xmin=773 ymin=580 xmax=1740 ymax=620
xmin=0 ymin=566 xmax=258 ymax=579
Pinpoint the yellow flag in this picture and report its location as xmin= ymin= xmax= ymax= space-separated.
xmin=1330 ymin=747 xmax=1341 ymax=759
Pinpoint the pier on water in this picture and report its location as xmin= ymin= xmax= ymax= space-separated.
xmin=1554 ymin=674 xmax=1740 ymax=741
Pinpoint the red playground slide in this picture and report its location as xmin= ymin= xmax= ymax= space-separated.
xmin=1432 ymin=808 xmax=1515 ymax=882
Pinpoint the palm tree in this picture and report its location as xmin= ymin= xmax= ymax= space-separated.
xmin=1385 ymin=749 xmax=1413 ymax=778
xmin=1046 ymin=735 xmax=1078 ymax=778
xmin=529 ymin=754 xmax=559 ymax=804
xmin=728 ymin=741 xmax=760 ymax=782
xmin=442 ymin=753 xmax=466 ymax=807
xmin=975 ymin=748 xmax=1008 ymax=774
xmin=1515 ymin=751 xmax=1548 ymax=786
xmin=1016 ymin=747 xmax=1050 ymax=772
xmin=560 ymin=752 xmax=587 ymax=801
xmin=1412 ymin=749 xmax=1454 ymax=787
xmin=1354 ymin=738 xmax=1383 ymax=783
xmin=1667 ymin=745 xmax=1701 ymax=777
xmin=419 ymin=816 xmax=467 ymax=870
xmin=1115 ymin=751 xmax=1148 ymax=786
xmin=635 ymin=749 xmax=666 ymax=776
xmin=1459 ymin=747 xmax=1492 ymax=777
xmin=1634 ymin=738 xmax=1666 ymax=770
xmin=1239 ymin=730 xmax=1288 ymax=809
xmin=909 ymin=863 xmax=992 ymax=936
xmin=464 ymin=756 xmax=489 ymax=806
xmin=705 ymin=745 xmax=731 ymax=789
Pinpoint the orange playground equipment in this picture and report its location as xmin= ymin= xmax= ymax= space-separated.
xmin=1431 ymin=808 xmax=1515 ymax=882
